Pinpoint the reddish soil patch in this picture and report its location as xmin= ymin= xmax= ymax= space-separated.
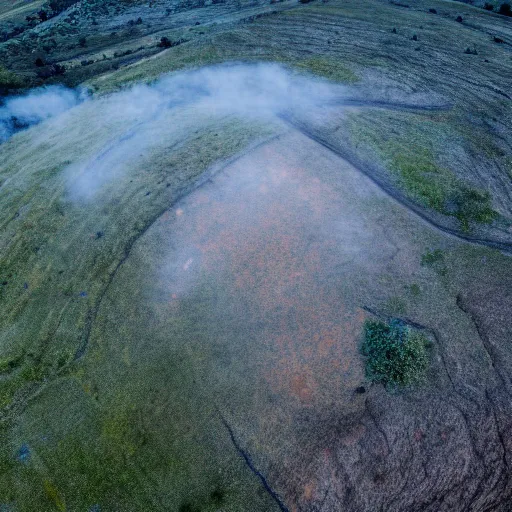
xmin=159 ymin=135 xmax=367 ymax=408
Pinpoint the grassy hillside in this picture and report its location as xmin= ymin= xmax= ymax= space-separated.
xmin=1 ymin=0 xmax=512 ymax=510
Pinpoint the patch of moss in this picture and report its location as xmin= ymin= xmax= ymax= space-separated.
xmin=361 ymin=319 xmax=429 ymax=387
xmin=0 ymin=423 xmax=15 ymax=474
xmin=48 ymin=434 xmax=134 ymax=504
xmin=0 ymin=446 xmax=17 ymax=502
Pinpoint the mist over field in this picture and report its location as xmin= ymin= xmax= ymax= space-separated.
xmin=0 ymin=86 xmax=84 ymax=142
xmin=66 ymin=63 xmax=347 ymax=200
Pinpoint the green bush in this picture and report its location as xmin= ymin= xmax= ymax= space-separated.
xmin=361 ymin=319 xmax=429 ymax=386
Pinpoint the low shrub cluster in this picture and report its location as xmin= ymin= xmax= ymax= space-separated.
xmin=361 ymin=319 xmax=430 ymax=386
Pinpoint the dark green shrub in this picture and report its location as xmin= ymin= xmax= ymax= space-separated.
xmin=499 ymin=2 xmax=512 ymax=15
xmin=484 ymin=2 xmax=494 ymax=10
xmin=361 ymin=319 xmax=429 ymax=386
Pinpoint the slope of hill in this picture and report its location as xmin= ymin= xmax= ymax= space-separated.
xmin=1 ymin=0 xmax=512 ymax=510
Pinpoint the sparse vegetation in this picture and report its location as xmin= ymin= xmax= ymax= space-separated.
xmin=362 ymin=319 xmax=430 ymax=386
xmin=128 ymin=17 xmax=143 ymax=26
